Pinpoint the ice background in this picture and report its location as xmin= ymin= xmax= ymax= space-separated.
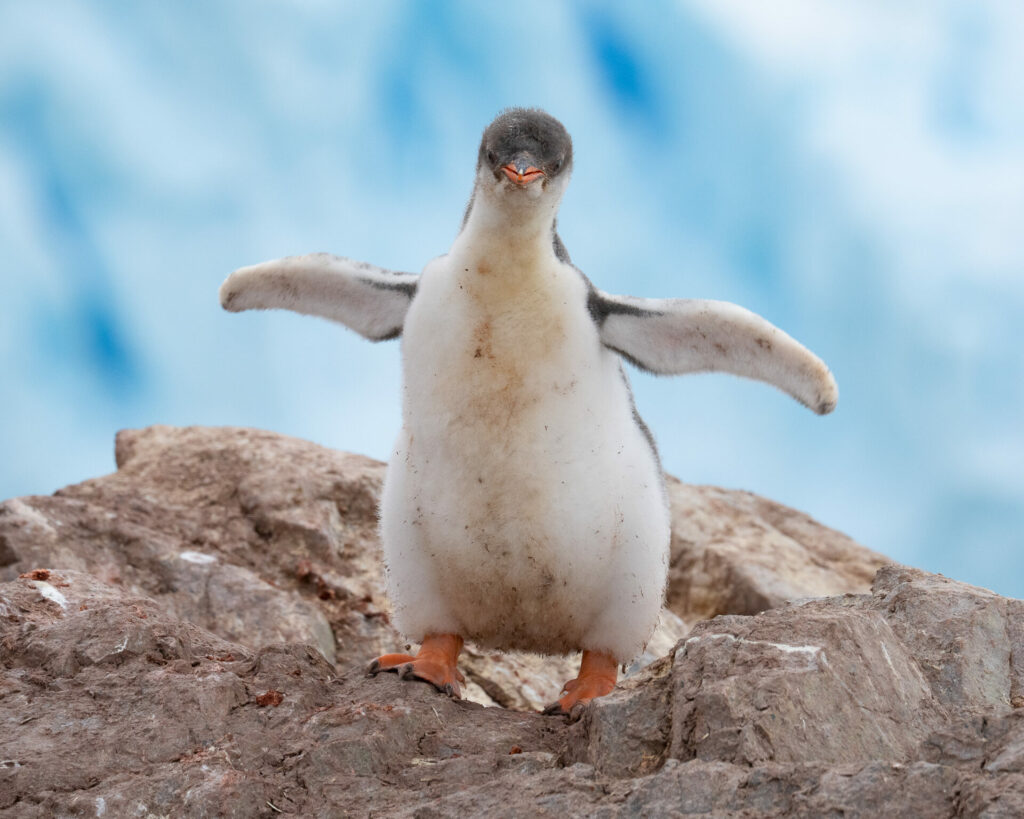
xmin=2 ymin=1 xmax=1022 ymax=595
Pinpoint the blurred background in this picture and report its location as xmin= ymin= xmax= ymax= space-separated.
xmin=2 ymin=1 xmax=1022 ymax=595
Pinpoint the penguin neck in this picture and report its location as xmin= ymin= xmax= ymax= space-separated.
xmin=456 ymin=186 xmax=560 ymax=271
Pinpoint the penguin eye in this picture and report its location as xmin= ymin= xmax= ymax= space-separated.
xmin=552 ymin=157 xmax=563 ymax=173
xmin=487 ymin=150 xmax=496 ymax=164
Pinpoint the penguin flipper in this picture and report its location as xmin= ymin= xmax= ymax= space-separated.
xmin=219 ymin=253 xmax=417 ymax=341
xmin=593 ymin=292 xmax=838 ymax=415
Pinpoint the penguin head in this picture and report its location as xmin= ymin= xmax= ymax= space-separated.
xmin=475 ymin=108 xmax=573 ymax=209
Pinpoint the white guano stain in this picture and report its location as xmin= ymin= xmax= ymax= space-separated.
xmin=880 ymin=642 xmax=898 ymax=676
xmin=684 ymin=632 xmax=825 ymax=660
xmin=95 ymin=796 xmax=107 ymax=817
xmin=32 ymin=581 xmax=68 ymax=610
xmin=761 ymin=641 xmax=823 ymax=657
xmin=179 ymin=551 xmax=217 ymax=565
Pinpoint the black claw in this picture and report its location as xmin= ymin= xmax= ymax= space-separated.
xmin=366 ymin=659 xmax=381 ymax=676
xmin=568 ymin=702 xmax=587 ymax=723
xmin=442 ymin=683 xmax=455 ymax=697
xmin=397 ymin=663 xmax=414 ymax=680
xmin=541 ymin=702 xmax=566 ymax=717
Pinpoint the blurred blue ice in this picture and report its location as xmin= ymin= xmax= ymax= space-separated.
xmin=1 ymin=1 xmax=1022 ymax=595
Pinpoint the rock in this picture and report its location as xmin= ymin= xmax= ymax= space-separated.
xmin=0 ymin=425 xmax=573 ymax=708
xmin=2 ymin=566 xmax=1024 ymax=815
xmin=612 ymin=758 xmax=967 ymax=818
xmin=2 ymin=426 xmax=1023 ymax=815
xmin=666 ymin=477 xmax=889 ymax=622
xmin=0 ymin=425 xmax=881 ymax=713
xmin=574 ymin=567 xmax=1023 ymax=776
xmin=873 ymin=565 xmax=1024 ymax=711
xmin=0 ymin=570 xmax=567 ymax=816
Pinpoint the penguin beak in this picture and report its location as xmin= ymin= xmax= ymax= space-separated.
xmin=502 ymin=158 xmax=545 ymax=186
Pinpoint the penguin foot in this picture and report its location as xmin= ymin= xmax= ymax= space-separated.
xmin=367 ymin=633 xmax=465 ymax=699
xmin=543 ymin=649 xmax=618 ymax=717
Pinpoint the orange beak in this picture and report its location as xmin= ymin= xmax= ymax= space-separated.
xmin=502 ymin=163 xmax=545 ymax=186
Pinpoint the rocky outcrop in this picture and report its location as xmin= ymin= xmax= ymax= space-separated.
xmin=4 ymin=425 xmax=1016 ymax=816
xmin=575 ymin=566 xmax=1024 ymax=773
xmin=3 ymin=566 xmax=1023 ymax=816
xmin=0 ymin=425 xmax=880 ymax=709
xmin=666 ymin=476 xmax=888 ymax=621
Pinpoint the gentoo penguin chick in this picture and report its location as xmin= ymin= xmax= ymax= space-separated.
xmin=219 ymin=108 xmax=838 ymax=715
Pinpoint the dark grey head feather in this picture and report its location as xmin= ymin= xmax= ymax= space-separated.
xmin=477 ymin=108 xmax=573 ymax=181
xmin=462 ymin=109 xmax=575 ymax=256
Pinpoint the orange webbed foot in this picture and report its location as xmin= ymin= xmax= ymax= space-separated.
xmin=367 ymin=634 xmax=465 ymax=699
xmin=543 ymin=650 xmax=618 ymax=719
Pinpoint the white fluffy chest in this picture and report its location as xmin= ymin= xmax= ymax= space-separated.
xmin=382 ymin=237 xmax=669 ymax=656
xmin=401 ymin=244 xmax=598 ymax=449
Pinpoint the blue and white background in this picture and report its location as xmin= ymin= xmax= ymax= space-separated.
xmin=2 ymin=2 xmax=1022 ymax=595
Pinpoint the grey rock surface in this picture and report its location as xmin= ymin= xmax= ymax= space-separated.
xmin=2 ymin=567 xmax=1023 ymax=816
xmin=0 ymin=425 xmax=876 ymax=710
xmin=666 ymin=476 xmax=889 ymax=621
xmin=4 ymin=425 xmax=1018 ymax=816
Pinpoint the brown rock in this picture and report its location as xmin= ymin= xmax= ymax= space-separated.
xmin=668 ymin=604 xmax=935 ymax=766
xmin=872 ymin=564 xmax=1024 ymax=712
xmin=0 ymin=426 xmax=685 ymax=710
xmin=667 ymin=477 xmax=889 ymax=622
xmin=255 ymin=690 xmax=285 ymax=707
xmin=3 ymin=567 xmax=1024 ymax=815
xmin=2 ymin=428 xmax=1023 ymax=815
xmin=571 ymin=567 xmax=1023 ymax=779
xmin=0 ymin=425 xmax=884 ymax=713
xmin=0 ymin=425 xmax=573 ymax=708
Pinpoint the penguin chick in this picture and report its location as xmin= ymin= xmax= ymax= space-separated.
xmin=219 ymin=107 xmax=838 ymax=714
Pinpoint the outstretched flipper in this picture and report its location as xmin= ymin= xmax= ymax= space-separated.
xmin=219 ymin=253 xmax=418 ymax=341
xmin=590 ymin=291 xmax=838 ymax=415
